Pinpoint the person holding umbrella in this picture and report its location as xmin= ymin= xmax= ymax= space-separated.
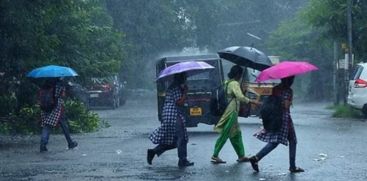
xmin=39 ymin=78 xmax=78 ymax=152
xmin=147 ymin=61 xmax=213 ymax=167
xmin=211 ymin=65 xmax=260 ymax=164
xmin=27 ymin=65 xmax=79 ymax=152
xmin=249 ymin=61 xmax=318 ymax=173
xmin=147 ymin=73 xmax=194 ymax=168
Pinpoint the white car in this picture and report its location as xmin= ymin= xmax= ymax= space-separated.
xmin=348 ymin=62 xmax=367 ymax=116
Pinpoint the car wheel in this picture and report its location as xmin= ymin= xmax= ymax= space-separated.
xmin=362 ymin=104 xmax=367 ymax=118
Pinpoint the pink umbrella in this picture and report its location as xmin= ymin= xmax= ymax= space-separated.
xmin=256 ymin=61 xmax=318 ymax=82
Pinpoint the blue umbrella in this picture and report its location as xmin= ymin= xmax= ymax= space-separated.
xmin=27 ymin=65 xmax=78 ymax=78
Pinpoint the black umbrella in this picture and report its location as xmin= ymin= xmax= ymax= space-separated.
xmin=218 ymin=46 xmax=272 ymax=70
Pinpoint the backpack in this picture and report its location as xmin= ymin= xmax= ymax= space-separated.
xmin=38 ymin=87 xmax=56 ymax=113
xmin=210 ymin=81 xmax=233 ymax=116
xmin=260 ymin=95 xmax=283 ymax=132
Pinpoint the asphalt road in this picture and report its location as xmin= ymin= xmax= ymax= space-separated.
xmin=1 ymin=98 xmax=367 ymax=181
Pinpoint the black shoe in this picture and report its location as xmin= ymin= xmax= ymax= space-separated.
xmin=147 ymin=149 xmax=155 ymax=165
xmin=249 ymin=156 xmax=259 ymax=172
xmin=289 ymin=167 xmax=304 ymax=173
xmin=178 ymin=160 xmax=194 ymax=168
xmin=68 ymin=141 xmax=78 ymax=149
xmin=40 ymin=145 xmax=48 ymax=153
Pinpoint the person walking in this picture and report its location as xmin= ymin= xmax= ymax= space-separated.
xmin=39 ymin=78 xmax=78 ymax=152
xmin=211 ymin=65 xmax=259 ymax=164
xmin=147 ymin=73 xmax=194 ymax=168
xmin=250 ymin=76 xmax=304 ymax=173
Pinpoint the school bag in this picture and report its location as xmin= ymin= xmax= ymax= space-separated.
xmin=38 ymin=87 xmax=56 ymax=113
xmin=260 ymin=95 xmax=283 ymax=132
xmin=210 ymin=81 xmax=233 ymax=117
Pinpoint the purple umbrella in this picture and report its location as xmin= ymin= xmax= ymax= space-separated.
xmin=157 ymin=61 xmax=214 ymax=81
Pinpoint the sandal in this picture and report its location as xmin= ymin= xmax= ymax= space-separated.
xmin=211 ymin=156 xmax=226 ymax=164
xmin=289 ymin=167 xmax=304 ymax=173
xmin=236 ymin=156 xmax=250 ymax=163
xmin=249 ymin=156 xmax=259 ymax=172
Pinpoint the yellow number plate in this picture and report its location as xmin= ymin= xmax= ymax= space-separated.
xmin=190 ymin=107 xmax=202 ymax=116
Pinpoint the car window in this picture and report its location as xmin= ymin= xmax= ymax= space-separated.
xmin=359 ymin=66 xmax=367 ymax=80
xmin=187 ymin=71 xmax=210 ymax=81
xmin=351 ymin=65 xmax=363 ymax=80
xmin=246 ymin=68 xmax=280 ymax=83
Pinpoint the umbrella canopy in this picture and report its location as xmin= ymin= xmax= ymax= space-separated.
xmin=218 ymin=46 xmax=272 ymax=70
xmin=256 ymin=61 xmax=318 ymax=82
xmin=157 ymin=61 xmax=214 ymax=81
xmin=27 ymin=65 xmax=78 ymax=78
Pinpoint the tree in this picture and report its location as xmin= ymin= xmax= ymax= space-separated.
xmin=106 ymin=0 xmax=193 ymax=88
xmin=267 ymin=8 xmax=334 ymax=100
xmin=0 ymin=0 xmax=124 ymax=116
xmin=303 ymin=0 xmax=367 ymax=61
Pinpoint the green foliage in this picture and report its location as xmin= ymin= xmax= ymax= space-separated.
xmin=0 ymin=94 xmax=17 ymax=117
xmin=266 ymin=9 xmax=334 ymax=100
xmin=0 ymin=0 xmax=124 ymax=102
xmin=267 ymin=0 xmax=367 ymax=100
xmin=0 ymin=99 xmax=104 ymax=135
xmin=332 ymin=105 xmax=363 ymax=118
xmin=303 ymin=0 xmax=367 ymax=60
xmin=106 ymin=0 xmax=308 ymax=89
xmin=0 ymin=0 xmax=122 ymax=134
xmin=64 ymin=99 xmax=102 ymax=133
xmin=0 ymin=104 xmax=41 ymax=135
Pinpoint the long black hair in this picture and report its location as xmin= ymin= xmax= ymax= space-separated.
xmin=42 ymin=79 xmax=56 ymax=89
xmin=227 ymin=65 xmax=243 ymax=80
xmin=281 ymin=76 xmax=295 ymax=88
xmin=172 ymin=72 xmax=186 ymax=85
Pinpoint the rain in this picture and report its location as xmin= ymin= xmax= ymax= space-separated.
xmin=1 ymin=0 xmax=367 ymax=180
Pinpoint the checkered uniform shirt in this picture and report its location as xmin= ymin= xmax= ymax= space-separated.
xmin=149 ymin=85 xmax=188 ymax=145
xmin=254 ymin=86 xmax=297 ymax=146
xmin=41 ymin=83 xmax=65 ymax=127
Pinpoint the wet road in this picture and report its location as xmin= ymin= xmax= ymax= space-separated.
xmin=1 ymin=97 xmax=367 ymax=181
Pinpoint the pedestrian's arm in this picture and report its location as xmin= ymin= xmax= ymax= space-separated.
xmin=283 ymin=89 xmax=293 ymax=109
xmin=176 ymin=85 xmax=187 ymax=106
xmin=231 ymin=82 xmax=250 ymax=104
xmin=176 ymin=95 xmax=186 ymax=106
xmin=284 ymin=100 xmax=292 ymax=109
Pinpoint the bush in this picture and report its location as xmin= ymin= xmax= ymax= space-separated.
xmin=0 ymin=97 xmax=107 ymax=135
xmin=332 ymin=105 xmax=364 ymax=118
xmin=0 ymin=104 xmax=41 ymax=135
xmin=64 ymin=99 xmax=105 ymax=133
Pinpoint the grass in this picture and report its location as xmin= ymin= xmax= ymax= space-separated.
xmin=330 ymin=104 xmax=364 ymax=118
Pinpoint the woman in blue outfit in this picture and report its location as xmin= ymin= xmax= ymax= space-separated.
xmin=250 ymin=76 xmax=304 ymax=173
xmin=147 ymin=73 xmax=194 ymax=168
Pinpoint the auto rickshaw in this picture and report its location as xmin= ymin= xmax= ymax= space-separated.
xmin=156 ymin=47 xmax=276 ymax=127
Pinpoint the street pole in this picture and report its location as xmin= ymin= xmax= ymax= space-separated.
xmin=345 ymin=0 xmax=353 ymax=104
xmin=333 ymin=41 xmax=338 ymax=105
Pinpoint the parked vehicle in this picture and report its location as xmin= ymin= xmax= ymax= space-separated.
xmin=156 ymin=55 xmax=224 ymax=127
xmin=87 ymin=75 xmax=126 ymax=109
xmin=347 ymin=62 xmax=367 ymax=116
xmin=66 ymin=81 xmax=90 ymax=109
